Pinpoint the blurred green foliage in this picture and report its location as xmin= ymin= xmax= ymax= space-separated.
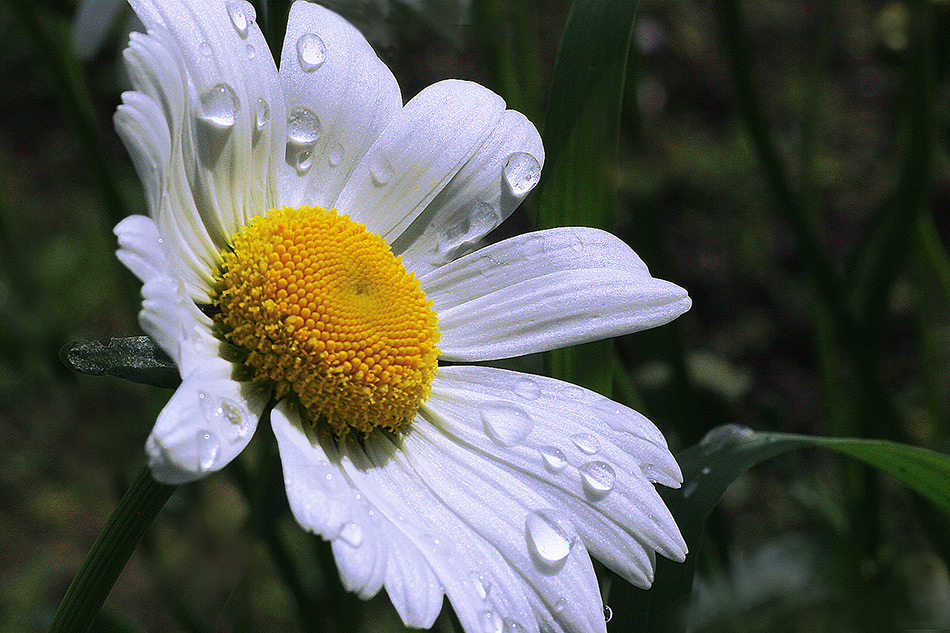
xmin=1 ymin=0 xmax=950 ymax=631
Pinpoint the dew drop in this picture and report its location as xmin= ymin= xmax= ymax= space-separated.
xmin=431 ymin=200 xmax=498 ymax=264
xmin=603 ymin=605 xmax=613 ymax=623
xmin=525 ymin=509 xmax=574 ymax=572
xmin=339 ymin=522 xmax=363 ymax=547
xmin=286 ymin=106 xmax=321 ymax=174
xmin=503 ymin=152 xmax=541 ymax=196
xmin=370 ymin=156 xmax=394 ymax=186
xmin=699 ymin=423 xmax=754 ymax=449
xmin=196 ymin=430 xmax=220 ymax=471
xmin=227 ymin=1 xmax=250 ymax=37
xmin=199 ymin=83 xmax=239 ymax=129
xmin=640 ymin=462 xmax=661 ymax=483
xmin=554 ymin=598 xmax=566 ymax=613
xmin=571 ymin=432 xmax=599 ymax=455
xmin=198 ymin=41 xmax=212 ymax=57
xmin=246 ymin=43 xmax=255 ymax=59
xmin=480 ymin=611 xmax=503 ymax=633
xmin=513 ymin=378 xmax=542 ymax=400
xmin=255 ymin=98 xmax=270 ymax=131
xmin=481 ymin=402 xmax=534 ymax=447
xmin=539 ymin=447 xmax=567 ymax=473
xmin=297 ymin=33 xmax=327 ymax=71
xmin=580 ymin=461 xmax=616 ymax=500
xmin=504 ymin=619 xmax=526 ymax=633
xmin=199 ymin=393 xmax=249 ymax=441
xmin=328 ymin=142 xmax=344 ymax=166
xmin=473 ymin=572 xmax=492 ymax=600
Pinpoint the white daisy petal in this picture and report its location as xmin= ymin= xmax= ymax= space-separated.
xmin=147 ymin=357 xmax=267 ymax=484
xmin=121 ymin=0 xmax=285 ymax=301
xmin=271 ymin=406 xmax=445 ymax=628
xmin=278 ymin=1 xmax=402 ymax=209
xmin=336 ymin=79 xmax=506 ymax=239
xmin=426 ymin=227 xmax=691 ymax=361
xmin=394 ymin=109 xmax=545 ymax=277
xmin=427 ymin=366 xmax=687 ymax=586
xmin=115 ymin=214 xmax=217 ymax=372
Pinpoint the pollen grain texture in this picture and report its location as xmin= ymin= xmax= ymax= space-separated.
xmin=213 ymin=205 xmax=440 ymax=436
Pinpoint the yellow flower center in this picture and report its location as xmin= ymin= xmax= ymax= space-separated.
xmin=212 ymin=205 xmax=440 ymax=437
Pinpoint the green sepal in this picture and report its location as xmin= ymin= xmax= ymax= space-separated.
xmin=61 ymin=336 xmax=180 ymax=388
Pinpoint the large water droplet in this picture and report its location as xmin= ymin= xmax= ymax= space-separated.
xmin=525 ymin=509 xmax=574 ymax=572
xmin=196 ymin=430 xmax=220 ymax=471
xmin=503 ymin=152 xmax=541 ymax=196
xmin=513 ymin=378 xmax=542 ymax=400
xmin=480 ymin=611 xmax=503 ymax=633
xmin=227 ymin=1 xmax=251 ymax=38
xmin=539 ymin=447 xmax=567 ymax=473
xmin=370 ymin=156 xmax=394 ymax=186
xmin=199 ymin=83 xmax=239 ymax=129
xmin=297 ymin=33 xmax=327 ymax=71
xmin=473 ymin=572 xmax=492 ymax=599
xmin=286 ymin=107 xmax=321 ymax=174
xmin=580 ymin=461 xmax=615 ymax=500
xmin=328 ymin=142 xmax=344 ymax=166
xmin=339 ymin=522 xmax=363 ymax=547
xmin=571 ymin=432 xmax=599 ymax=455
xmin=481 ymin=402 xmax=534 ymax=447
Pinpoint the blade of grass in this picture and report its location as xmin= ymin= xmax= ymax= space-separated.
xmin=536 ymin=0 xmax=640 ymax=393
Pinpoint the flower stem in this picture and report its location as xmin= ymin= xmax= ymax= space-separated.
xmin=47 ymin=467 xmax=175 ymax=633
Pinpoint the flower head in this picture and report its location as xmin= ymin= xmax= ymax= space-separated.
xmin=114 ymin=1 xmax=692 ymax=631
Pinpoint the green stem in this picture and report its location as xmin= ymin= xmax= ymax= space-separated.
xmin=48 ymin=467 xmax=176 ymax=633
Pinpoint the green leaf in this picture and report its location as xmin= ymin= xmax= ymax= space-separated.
xmin=536 ymin=0 xmax=639 ymax=393
xmin=61 ymin=336 xmax=180 ymax=388
xmin=48 ymin=467 xmax=176 ymax=633
xmin=610 ymin=426 xmax=950 ymax=632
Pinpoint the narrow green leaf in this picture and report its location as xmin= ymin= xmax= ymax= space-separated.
xmin=61 ymin=336 xmax=180 ymax=388
xmin=48 ymin=467 xmax=176 ymax=633
xmin=611 ymin=426 xmax=950 ymax=631
xmin=536 ymin=0 xmax=639 ymax=393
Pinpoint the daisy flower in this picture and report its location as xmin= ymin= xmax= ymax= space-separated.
xmin=113 ymin=0 xmax=691 ymax=631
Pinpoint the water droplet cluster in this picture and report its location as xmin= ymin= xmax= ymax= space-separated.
xmin=213 ymin=206 xmax=440 ymax=436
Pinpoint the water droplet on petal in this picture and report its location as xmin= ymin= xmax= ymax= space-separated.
xmin=481 ymin=402 xmax=534 ymax=447
xmin=514 ymin=378 xmax=542 ymax=400
xmin=196 ymin=430 xmax=220 ymax=471
xmin=580 ymin=461 xmax=615 ymax=500
xmin=504 ymin=619 xmax=526 ymax=633
xmin=562 ymin=384 xmax=584 ymax=400
xmin=525 ymin=509 xmax=575 ymax=572
xmin=570 ymin=232 xmax=584 ymax=253
xmin=473 ymin=572 xmax=492 ymax=600
xmin=554 ymin=598 xmax=566 ymax=613
xmin=228 ymin=1 xmax=250 ymax=37
xmin=422 ymin=533 xmax=453 ymax=557
xmin=286 ymin=106 xmax=321 ymax=174
xmin=328 ymin=142 xmax=344 ymax=166
xmin=297 ymin=33 xmax=327 ymax=71
xmin=539 ymin=447 xmax=567 ymax=473
xmin=640 ymin=462 xmax=662 ymax=483
xmin=199 ymin=83 xmax=239 ymax=129
xmin=199 ymin=392 xmax=249 ymax=441
xmin=246 ymin=43 xmax=255 ymax=59
xmin=198 ymin=41 xmax=212 ymax=57
xmin=571 ymin=432 xmax=599 ymax=455
xmin=480 ymin=611 xmax=503 ymax=633
xmin=431 ymin=200 xmax=499 ymax=264
xmin=370 ymin=156 xmax=394 ymax=186
xmin=339 ymin=522 xmax=363 ymax=547
xmin=255 ymin=98 xmax=270 ymax=131
xmin=603 ymin=605 xmax=613 ymax=622
xmin=503 ymin=152 xmax=541 ymax=196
